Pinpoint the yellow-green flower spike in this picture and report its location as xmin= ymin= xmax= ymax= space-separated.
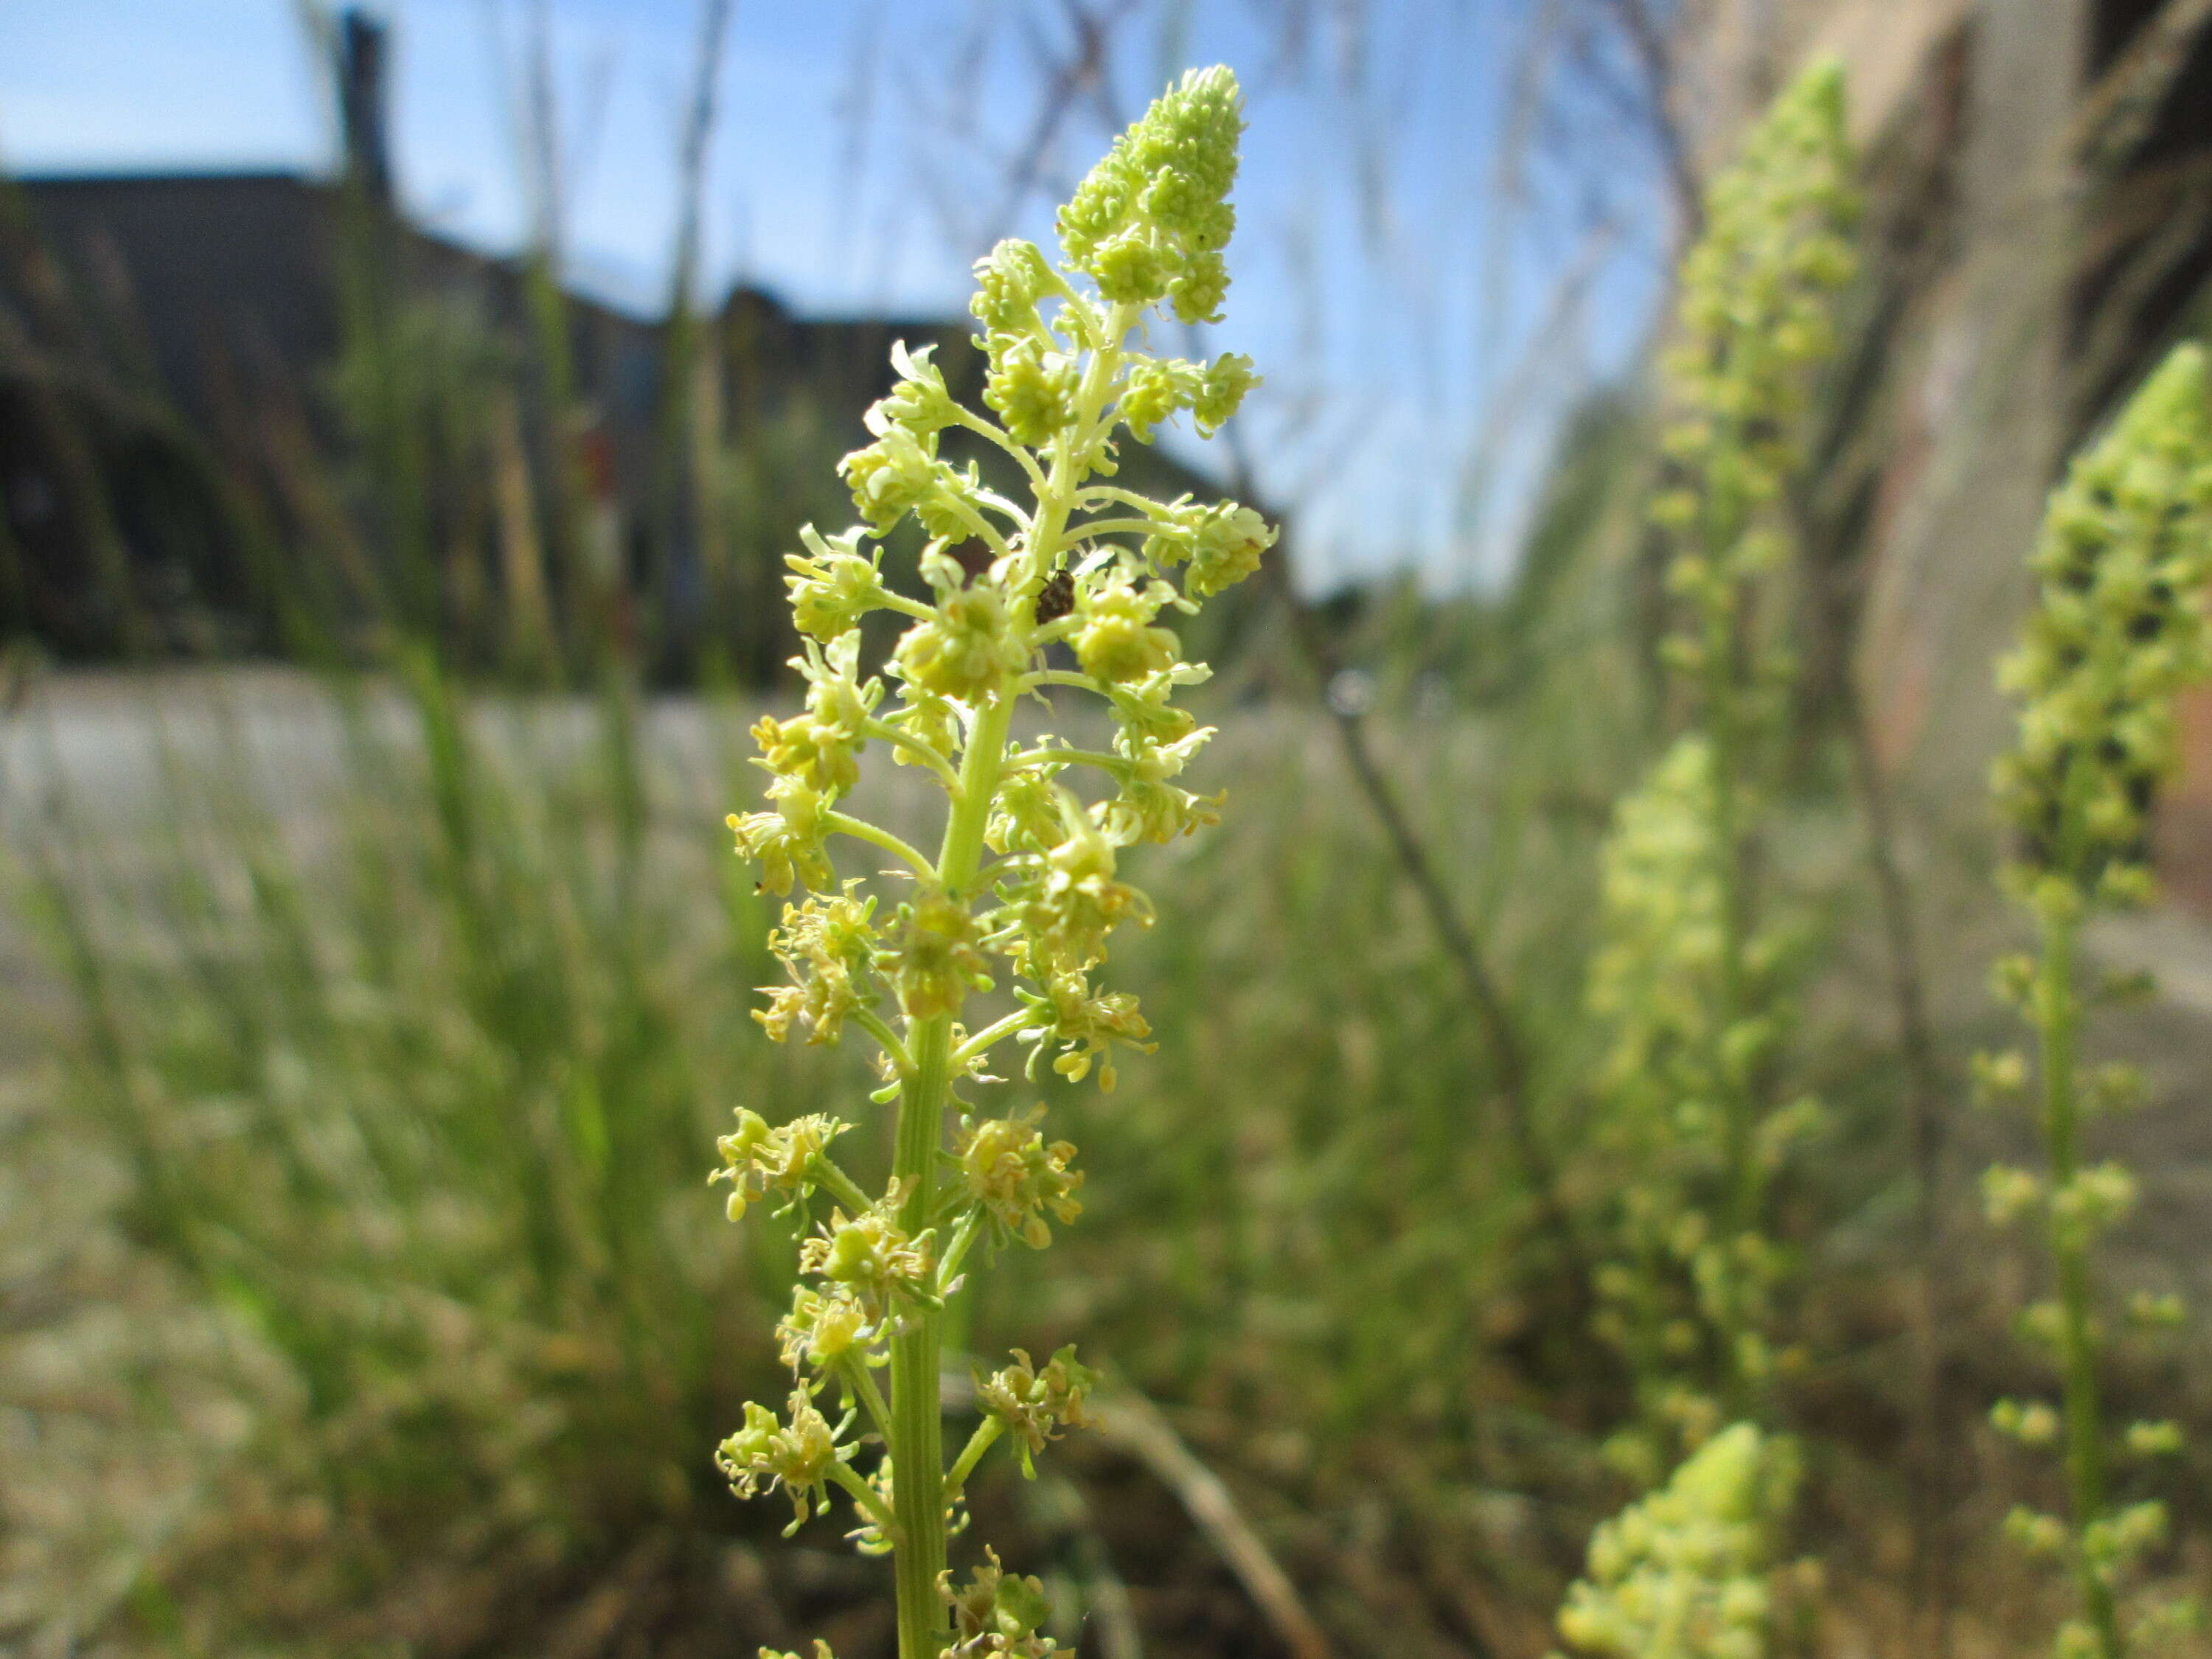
xmin=1571 ymin=67 xmax=1860 ymax=1635
xmin=1985 ymin=341 xmax=2212 ymax=1659
xmin=1995 ymin=343 xmax=2212 ymax=905
xmin=1657 ymin=56 xmax=1858 ymax=611
xmin=714 ymin=66 xmax=1266 ymax=1659
xmin=1057 ymin=65 xmax=1245 ymax=324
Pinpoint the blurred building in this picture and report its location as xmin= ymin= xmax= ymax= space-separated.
xmin=1680 ymin=0 xmax=2212 ymax=908
xmin=0 ymin=161 xmax=975 ymax=662
xmin=0 ymin=12 xmax=1219 ymax=671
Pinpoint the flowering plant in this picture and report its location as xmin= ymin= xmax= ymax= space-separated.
xmin=1981 ymin=342 xmax=2212 ymax=1659
xmin=716 ymin=66 xmax=1270 ymax=1659
xmin=1557 ymin=60 xmax=1856 ymax=1659
xmin=1585 ymin=56 xmax=1856 ymax=1478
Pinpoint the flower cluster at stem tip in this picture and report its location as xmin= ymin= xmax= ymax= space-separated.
xmin=1993 ymin=344 xmax=2212 ymax=911
xmin=1652 ymin=55 xmax=1857 ymax=692
xmin=1550 ymin=1425 xmax=1815 ymax=1659
xmin=729 ymin=64 xmax=1271 ymax=1105
xmin=1979 ymin=343 xmax=2212 ymax=1659
xmin=716 ymin=65 xmax=1269 ymax=1659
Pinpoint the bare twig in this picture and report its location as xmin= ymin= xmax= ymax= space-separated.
xmin=938 ymin=1368 xmax=1328 ymax=1659
xmin=1211 ymin=418 xmax=1598 ymax=1335
xmin=984 ymin=0 xmax=1140 ymax=245
xmin=1799 ymin=440 xmax=1954 ymax=1651
xmin=1839 ymin=669 xmax=1954 ymax=1656
xmin=1476 ymin=0 xmax=1565 ymax=405
xmin=668 ymin=0 xmax=734 ymax=316
xmin=1026 ymin=1474 xmax=1145 ymax=1659
xmin=828 ymin=0 xmax=888 ymax=276
xmin=1455 ymin=216 xmax=1620 ymax=557
xmin=1590 ymin=0 xmax=1705 ymax=243
xmin=1086 ymin=1389 xmax=1333 ymax=1659
xmin=654 ymin=0 xmax=737 ymax=635
xmin=2069 ymin=164 xmax=2212 ymax=422
xmin=503 ymin=0 xmax=564 ymax=267
xmin=891 ymin=0 xmax=1136 ymax=264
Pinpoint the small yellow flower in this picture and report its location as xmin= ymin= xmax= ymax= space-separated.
xmin=958 ymin=1107 xmax=1083 ymax=1248
xmin=976 ymin=1346 xmax=1096 ymax=1476
xmin=717 ymin=1390 xmax=843 ymax=1530
xmin=797 ymin=1193 xmax=933 ymax=1320
xmin=894 ymin=582 xmax=1029 ymax=704
xmin=1071 ymin=572 xmax=1180 ymax=684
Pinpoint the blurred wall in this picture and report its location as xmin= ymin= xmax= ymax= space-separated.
xmin=1694 ymin=0 xmax=2212 ymax=917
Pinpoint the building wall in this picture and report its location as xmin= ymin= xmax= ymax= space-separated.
xmin=1676 ymin=0 xmax=2212 ymax=947
xmin=1851 ymin=0 xmax=2085 ymax=803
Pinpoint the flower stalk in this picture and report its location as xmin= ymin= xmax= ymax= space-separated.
xmin=1557 ymin=61 xmax=1858 ymax=1659
xmin=1983 ymin=342 xmax=2212 ymax=1659
xmin=1582 ymin=57 xmax=1858 ymax=1475
xmin=718 ymin=68 xmax=1272 ymax=1659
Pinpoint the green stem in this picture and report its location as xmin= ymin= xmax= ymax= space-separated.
xmin=852 ymin=1006 xmax=917 ymax=1076
xmin=953 ymin=407 xmax=1049 ymax=491
xmin=1076 ymin=484 xmax=1160 ymax=514
xmin=811 ymin=1154 xmax=878 ymax=1219
xmin=888 ymin=687 xmax=1018 ymax=1659
xmin=826 ymin=813 xmax=936 ymax=880
xmin=862 ymin=719 xmax=961 ymax=787
xmin=937 ymin=1208 xmax=984 ymax=1293
xmin=946 ymin=1416 xmax=1005 ymax=1495
xmin=829 ymin=1459 xmax=902 ymax=1537
xmin=1065 ymin=516 xmax=1160 ymax=540
xmin=942 ymin=698 xmax=1017 ymax=894
xmin=2037 ymin=905 xmax=2121 ymax=1659
xmin=841 ymin=1352 xmax=897 ymax=1441
xmin=880 ymin=301 xmax=1116 ymax=1659
xmin=971 ymin=487 xmax=1036 ymax=530
xmin=879 ymin=591 xmax=942 ymax=624
xmin=1006 ymin=747 xmax=1127 ymax=775
xmin=889 ymin=1013 xmax=953 ymax=1655
xmin=1697 ymin=572 xmax=1763 ymax=1419
xmin=953 ymin=1009 xmax=1033 ymax=1068
xmin=1022 ymin=668 xmax=1110 ymax=695
xmin=1028 ymin=617 xmax=1080 ymax=648
xmin=942 ymin=497 xmax=1012 ymax=560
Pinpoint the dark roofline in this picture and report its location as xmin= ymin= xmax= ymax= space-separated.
xmin=13 ymin=167 xmax=319 ymax=187
xmin=719 ymin=281 xmax=966 ymax=335
xmin=15 ymin=169 xmax=673 ymax=327
xmin=13 ymin=172 xmax=973 ymax=337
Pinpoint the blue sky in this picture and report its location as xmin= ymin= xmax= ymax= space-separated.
xmin=0 ymin=0 xmax=1669 ymax=590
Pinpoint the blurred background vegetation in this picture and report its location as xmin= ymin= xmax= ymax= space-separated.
xmin=7 ymin=1 xmax=2212 ymax=1656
